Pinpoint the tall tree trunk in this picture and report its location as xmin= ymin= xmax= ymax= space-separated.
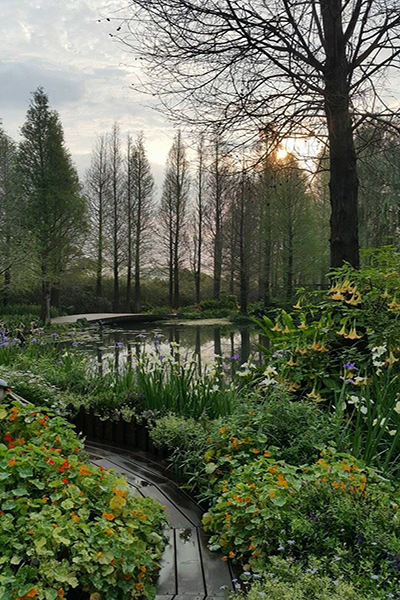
xmin=133 ymin=174 xmax=142 ymax=312
xmin=213 ymin=140 xmax=223 ymax=300
xmin=321 ymin=0 xmax=360 ymax=268
xmin=133 ymin=227 xmax=142 ymax=312
xmin=40 ymin=257 xmax=51 ymax=324
xmin=168 ymin=231 xmax=174 ymax=307
xmin=259 ymin=184 xmax=271 ymax=304
xmin=286 ymin=220 xmax=294 ymax=301
xmin=96 ymin=200 xmax=103 ymax=299
xmin=239 ymin=177 xmax=248 ymax=315
xmin=3 ymin=266 xmax=11 ymax=307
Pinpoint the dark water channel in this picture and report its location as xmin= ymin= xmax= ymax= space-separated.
xmin=79 ymin=319 xmax=265 ymax=372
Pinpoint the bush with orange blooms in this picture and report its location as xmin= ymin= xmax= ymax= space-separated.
xmin=0 ymin=401 xmax=167 ymax=600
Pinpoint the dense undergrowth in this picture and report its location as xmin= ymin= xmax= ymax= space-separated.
xmin=1 ymin=248 xmax=400 ymax=598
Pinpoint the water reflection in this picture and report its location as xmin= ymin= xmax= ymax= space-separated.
xmin=86 ymin=320 xmax=265 ymax=372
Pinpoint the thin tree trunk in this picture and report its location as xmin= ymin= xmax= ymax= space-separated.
xmin=286 ymin=220 xmax=294 ymax=301
xmin=40 ymin=257 xmax=51 ymax=324
xmin=96 ymin=198 xmax=103 ymax=299
xmin=239 ymin=177 xmax=248 ymax=315
xmin=133 ymin=172 xmax=142 ymax=312
xmin=3 ymin=266 xmax=10 ymax=307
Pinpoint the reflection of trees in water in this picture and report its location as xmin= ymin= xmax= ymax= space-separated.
xmin=91 ymin=322 xmax=259 ymax=368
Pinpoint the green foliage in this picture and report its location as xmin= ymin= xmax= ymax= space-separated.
xmin=0 ymin=305 xmax=60 ymax=318
xmin=150 ymin=393 xmax=342 ymax=497
xmin=0 ymin=400 xmax=167 ymax=599
xmin=244 ymin=559 xmax=363 ymax=600
xmin=253 ymin=248 xmax=400 ymax=474
xmin=255 ymin=248 xmax=400 ymax=398
xmin=203 ymin=449 xmax=400 ymax=595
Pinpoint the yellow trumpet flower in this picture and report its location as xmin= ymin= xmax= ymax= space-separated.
xmin=293 ymin=301 xmax=302 ymax=309
xmin=346 ymin=327 xmax=362 ymax=340
xmin=336 ymin=324 xmax=347 ymax=336
xmin=331 ymin=292 xmax=345 ymax=301
xmin=286 ymin=357 xmax=298 ymax=367
xmin=271 ymin=323 xmax=282 ymax=332
xmin=287 ymin=382 xmax=300 ymax=392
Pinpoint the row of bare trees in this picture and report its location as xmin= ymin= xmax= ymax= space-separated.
xmin=84 ymin=124 xmax=335 ymax=312
xmin=85 ymin=124 xmax=154 ymax=312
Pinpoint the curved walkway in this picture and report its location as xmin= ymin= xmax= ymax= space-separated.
xmin=87 ymin=441 xmax=235 ymax=600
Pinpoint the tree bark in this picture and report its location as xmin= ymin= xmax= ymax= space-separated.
xmin=321 ymin=0 xmax=360 ymax=268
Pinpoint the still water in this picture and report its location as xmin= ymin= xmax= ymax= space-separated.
xmin=80 ymin=318 xmax=266 ymax=371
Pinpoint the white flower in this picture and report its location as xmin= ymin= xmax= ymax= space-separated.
xmin=372 ymin=345 xmax=387 ymax=357
xmin=360 ymin=406 xmax=368 ymax=415
xmin=394 ymin=401 xmax=400 ymax=414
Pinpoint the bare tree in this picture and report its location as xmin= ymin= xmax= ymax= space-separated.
xmin=160 ymin=131 xmax=190 ymax=308
xmin=85 ymin=134 xmax=110 ymax=300
xmin=120 ymin=0 xmax=400 ymax=268
xmin=191 ymin=136 xmax=206 ymax=304
xmin=108 ymin=123 xmax=124 ymax=312
xmin=127 ymin=132 xmax=155 ymax=311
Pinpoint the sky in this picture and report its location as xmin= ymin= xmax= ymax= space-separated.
xmin=0 ymin=0 xmax=175 ymax=188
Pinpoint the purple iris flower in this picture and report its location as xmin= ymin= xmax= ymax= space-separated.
xmin=343 ymin=362 xmax=359 ymax=370
xmin=229 ymin=353 xmax=241 ymax=361
xmin=116 ymin=342 xmax=125 ymax=349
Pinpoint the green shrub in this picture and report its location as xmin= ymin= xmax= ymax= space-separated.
xmin=203 ymin=449 xmax=400 ymax=594
xmin=244 ymin=558 xmax=364 ymax=600
xmin=0 ymin=400 xmax=167 ymax=599
xmin=150 ymin=392 xmax=342 ymax=498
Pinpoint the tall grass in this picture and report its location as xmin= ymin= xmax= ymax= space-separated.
xmin=334 ymin=368 xmax=400 ymax=477
xmin=0 ymin=336 xmax=237 ymax=420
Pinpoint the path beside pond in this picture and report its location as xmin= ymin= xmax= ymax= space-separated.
xmin=51 ymin=313 xmax=175 ymax=325
xmin=88 ymin=441 xmax=235 ymax=600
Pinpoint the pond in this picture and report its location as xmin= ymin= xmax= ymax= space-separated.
xmin=78 ymin=318 xmax=267 ymax=373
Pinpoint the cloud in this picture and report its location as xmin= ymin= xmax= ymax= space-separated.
xmin=0 ymin=61 xmax=85 ymax=110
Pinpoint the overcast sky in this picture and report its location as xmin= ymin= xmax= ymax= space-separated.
xmin=0 ymin=0 xmax=175 ymax=187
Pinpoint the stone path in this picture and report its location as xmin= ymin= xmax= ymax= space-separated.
xmin=87 ymin=441 xmax=235 ymax=600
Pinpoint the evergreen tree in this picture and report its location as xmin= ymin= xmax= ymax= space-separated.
xmin=0 ymin=128 xmax=24 ymax=306
xmin=18 ymin=88 xmax=87 ymax=322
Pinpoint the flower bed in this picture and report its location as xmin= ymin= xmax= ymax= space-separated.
xmin=0 ymin=401 xmax=167 ymax=600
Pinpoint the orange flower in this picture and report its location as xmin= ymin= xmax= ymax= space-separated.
xmin=71 ymin=512 xmax=80 ymax=523
xmin=229 ymin=551 xmax=235 ymax=558
xmin=78 ymin=465 xmax=91 ymax=477
xmin=268 ymin=491 xmax=276 ymax=498
xmin=21 ymin=588 xmax=37 ymax=599
xmin=135 ymin=583 xmax=144 ymax=590
xmin=264 ymin=451 xmax=271 ymax=457
xmin=140 ymin=566 xmax=147 ymax=573
xmin=103 ymin=512 xmax=115 ymax=521
xmin=219 ymin=427 xmax=226 ymax=434
xmin=8 ymin=459 xmax=16 ymax=467
xmin=16 ymin=438 xmax=25 ymax=445
xmin=104 ymin=528 xmax=114 ymax=536
xmin=277 ymin=474 xmax=288 ymax=488
xmin=332 ymin=481 xmax=340 ymax=489
xmin=221 ymin=556 xmax=228 ymax=562
xmin=9 ymin=408 xmax=19 ymax=421
xmin=252 ymin=448 xmax=260 ymax=454
xmin=41 ymin=496 xmax=49 ymax=503
xmin=58 ymin=590 xmax=65 ymax=598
